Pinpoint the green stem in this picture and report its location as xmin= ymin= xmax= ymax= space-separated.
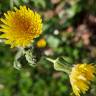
xmin=10 ymin=0 xmax=14 ymax=9
xmin=46 ymin=58 xmax=55 ymax=63
xmin=46 ymin=57 xmax=71 ymax=74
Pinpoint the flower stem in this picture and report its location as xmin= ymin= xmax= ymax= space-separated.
xmin=46 ymin=58 xmax=55 ymax=63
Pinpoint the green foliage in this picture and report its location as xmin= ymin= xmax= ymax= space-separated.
xmin=0 ymin=0 xmax=96 ymax=96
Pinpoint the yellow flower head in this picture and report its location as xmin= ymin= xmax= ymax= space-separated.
xmin=70 ymin=64 xmax=96 ymax=96
xmin=37 ymin=38 xmax=46 ymax=48
xmin=0 ymin=6 xmax=42 ymax=48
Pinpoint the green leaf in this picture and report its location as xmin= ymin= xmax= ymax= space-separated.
xmin=13 ymin=48 xmax=24 ymax=70
xmin=13 ymin=59 xmax=22 ymax=70
xmin=47 ymin=36 xmax=60 ymax=49
xmin=25 ymin=49 xmax=36 ymax=66
xmin=32 ymin=0 xmax=46 ymax=9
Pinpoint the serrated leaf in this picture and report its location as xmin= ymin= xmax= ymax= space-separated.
xmin=25 ymin=49 xmax=36 ymax=66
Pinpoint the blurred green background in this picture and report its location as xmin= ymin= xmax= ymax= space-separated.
xmin=0 ymin=0 xmax=96 ymax=96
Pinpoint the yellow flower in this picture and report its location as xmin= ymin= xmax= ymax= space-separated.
xmin=70 ymin=64 xmax=96 ymax=96
xmin=0 ymin=6 xmax=42 ymax=48
xmin=37 ymin=38 xmax=46 ymax=48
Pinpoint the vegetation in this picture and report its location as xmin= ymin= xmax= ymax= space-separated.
xmin=0 ymin=0 xmax=96 ymax=96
